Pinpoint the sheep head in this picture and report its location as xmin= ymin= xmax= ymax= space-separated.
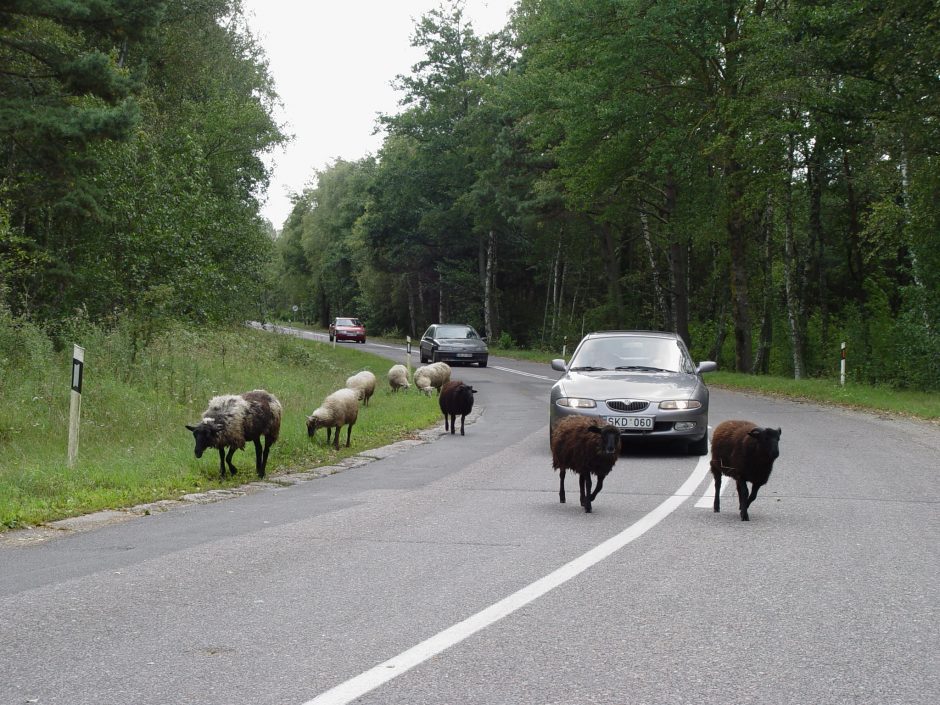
xmin=186 ymin=417 xmax=223 ymax=457
xmin=747 ymin=426 xmax=782 ymax=460
xmin=588 ymin=424 xmax=621 ymax=457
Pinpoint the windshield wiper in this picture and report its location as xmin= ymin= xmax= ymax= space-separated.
xmin=570 ymin=365 xmax=608 ymax=371
xmin=614 ymin=365 xmax=668 ymax=372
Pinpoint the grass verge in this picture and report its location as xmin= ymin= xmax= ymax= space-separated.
xmin=0 ymin=325 xmax=441 ymax=530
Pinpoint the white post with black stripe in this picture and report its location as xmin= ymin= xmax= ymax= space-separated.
xmin=68 ymin=344 xmax=84 ymax=468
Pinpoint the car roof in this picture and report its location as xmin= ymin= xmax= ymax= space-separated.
xmin=584 ymin=330 xmax=681 ymax=340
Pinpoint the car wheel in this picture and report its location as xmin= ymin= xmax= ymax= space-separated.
xmin=479 ymin=358 xmax=488 ymax=368
xmin=420 ymin=350 xmax=428 ymax=363
xmin=687 ymin=433 xmax=709 ymax=456
xmin=329 ymin=334 xmax=334 ymax=342
xmin=431 ymin=352 xmax=438 ymax=363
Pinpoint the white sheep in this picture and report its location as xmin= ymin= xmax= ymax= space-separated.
xmin=345 ymin=370 xmax=377 ymax=406
xmin=387 ymin=364 xmax=410 ymax=392
xmin=414 ymin=362 xmax=451 ymax=396
xmin=306 ymin=388 xmax=360 ymax=450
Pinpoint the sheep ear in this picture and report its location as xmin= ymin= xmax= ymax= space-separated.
xmin=776 ymin=427 xmax=782 ymax=437
xmin=588 ymin=425 xmax=602 ymax=434
xmin=748 ymin=427 xmax=763 ymax=438
xmin=185 ymin=424 xmax=196 ymax=432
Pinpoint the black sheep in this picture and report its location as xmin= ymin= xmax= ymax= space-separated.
xmin=186 ymin=389 xmax=282 ymax=479
xmin=709 ymin=420 xmax=782 ymax=521
xmin=550 ymin=415 xmax=621 ymax=513
xmin=438 ymin=380 xmax=477 ymax=435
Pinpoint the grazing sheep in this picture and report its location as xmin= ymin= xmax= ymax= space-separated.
xmin=414 ymin=362 xmax=451 ymax=396
xmin=439 ymin=380 xmax=477 ymax=435
xmin=709 ymin=420 xmax=782 ymax=521
xmin=306 ymin=388 xmax=360 ymax=450
xmin=550 ymin=415 xmax=622 ymax=513
xmin=186 ymin=389 xmax=282 ymax=479
xmin=346 ymin=370 xmax=377 ymax=407
xmin=387 ymin=364 xmax=410 ymax=392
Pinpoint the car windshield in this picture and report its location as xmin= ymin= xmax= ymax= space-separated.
xmin=569 ymin=336 xmax=685 ymax=373
xmin=336 ymin=318 xmax=360 ymax=327
xmin=436 ymin=325 xmax=478 ymax=339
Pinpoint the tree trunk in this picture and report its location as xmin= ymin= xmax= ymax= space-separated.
xmin=753 ymin=199 xmax=774 ymax=374
xmin=599 ymin=223 xmax=624 ymax=327
xmin=640 ymin=212 xmax=669 ymax=329
xmin=727 ymin=167 xmax=753 ymax=373
xmin=807 ymin=141 xmax=828 ymax=348
xmin=663 ymin=178 xmax=689 ymax=346
xmin=783 ymin=132 xmax=805 ymax=379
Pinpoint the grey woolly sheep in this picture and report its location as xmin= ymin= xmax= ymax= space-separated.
xmin=709 ymin=420 xmax=782 ymax=521
xmin=387 ymin=364 xmax=410 ymax=392
xmin=414 ymin=362 xmax=451 ymax=396
xmin=550 ymin=415 xmax=622 ymax=513
xmin=346 ymin=370 xmax=377 ymax=407
xmin=186 ymin=389 xmax=282 ymax=479
xmin=439 ymin=380 xmax=477 ymax=435
xmin=306 ymin=388 xmax=360 ymax=450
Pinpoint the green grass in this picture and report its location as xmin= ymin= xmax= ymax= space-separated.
xmin=707 ymin=371 xmax=940 ymax=421
xmin=0 ymin=325 xmax=441 ymax=530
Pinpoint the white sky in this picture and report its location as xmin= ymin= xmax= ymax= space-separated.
xmin=241 ymin=0 xmax=518 ymax=228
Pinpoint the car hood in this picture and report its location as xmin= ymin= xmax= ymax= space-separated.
xmin=436 ymin=338 xmax=486 ymax=350
xmin=554 ymin=371 xmax=702 ymax=401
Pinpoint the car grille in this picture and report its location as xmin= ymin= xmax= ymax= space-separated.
xmin=607 ymin=399 xmax=650 ymax=413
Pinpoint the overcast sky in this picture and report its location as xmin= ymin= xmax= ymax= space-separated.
xmin=241 ymin=1 xmax=517 ymax=228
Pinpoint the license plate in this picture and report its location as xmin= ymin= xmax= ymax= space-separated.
xmin=457 ymin=353 xmax=473 ymax=358
xmin=606 ymin=415 xmax=654 ymax=429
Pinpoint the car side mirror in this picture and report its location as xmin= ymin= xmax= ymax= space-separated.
xmin=551 ymin=359 xmax=567 ymax=372
xmin=697 ymin=361 xmax=718 ymax=374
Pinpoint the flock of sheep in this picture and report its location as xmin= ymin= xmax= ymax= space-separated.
xmin=186 ymin=347 xmax=782 ymax=523
xmin=184 ymin=360 xmax=479 ymax=478
xmin=551 ymin=415 xmax=782 ymax=518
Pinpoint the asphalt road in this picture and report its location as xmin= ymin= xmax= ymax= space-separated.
xmin=1 ymin=329 xmax=938 ymax=705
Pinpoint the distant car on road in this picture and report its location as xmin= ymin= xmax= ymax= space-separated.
xmin=329 ymin=317 xmax=366 ymax=343
xmin=550 ymin=330 xmax=717 ymax=454
xmin=419 ymin=323 xmax=488 ymax=367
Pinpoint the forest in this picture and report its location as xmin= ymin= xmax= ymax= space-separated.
xmin=2 ymin=1 xmax=939 ymax=390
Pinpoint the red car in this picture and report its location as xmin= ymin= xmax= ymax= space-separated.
xmin=329 ymin=317 xmax=366 ymax=343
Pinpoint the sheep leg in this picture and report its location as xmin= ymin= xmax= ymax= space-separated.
xmin=450 ymin=414 xmax=457 ymax=434
xmin=459 ymin=414 xmax=465 ymax=436
xmin=260 ymin=437 xmax=273 ymax=477
xmin=225 ymin=446 xmax=238 ymax=477
xmin=325 ymin=427 xmax=333 ymax=447
xmin=559 ymin=469 xmax=566 ymax=504
xmin=736 ymin=479 xmax=750 ymax=521
xmin=746 ymin=483 xmax=761 ymax=508
xmin=444 ymin=413 xmax=450 ymax=432
xmin=581 ymin=473 xmax=593 ymax=513
xmin=589 ymin=474 xmax=605 ymax=502
xmin=253 ymin=438 xmax=264 ymax=477
xmin=344 ymin=423 xmax=352 ymax=448
xmin=333 ymin=425 xmax=341 ymax=450
xmin=217 ymin=447 xmax=227 ymax=479
xmin=711 ymin=470 xmax=722 ymax=513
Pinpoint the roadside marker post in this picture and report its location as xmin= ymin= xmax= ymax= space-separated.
xmin=840 ymin=341 xmax=846 ymax=386
xmin=406 ymin=336 xmax=412 ymax=376
xmin=68 ymin=344 xmax=84 ymax=468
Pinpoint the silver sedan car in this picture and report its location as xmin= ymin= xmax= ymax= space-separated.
xmin=550 ymin=330 xmax=717 ymax=454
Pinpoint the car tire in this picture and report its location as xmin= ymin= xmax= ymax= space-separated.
xmin=329 ymin=334 xmax=334 ymax=342
xmin=687 ymin=433 xmax=709 ymax=456
xmin=431 ymin=352 xmax=438 ymax=363
xmin=479 ymin=358 xmax=488 ymax=367
xmin=420 ymin=350 xmax=428 ymax=363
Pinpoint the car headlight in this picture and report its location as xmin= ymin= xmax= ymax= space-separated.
xmin=556 ymin=397 xmax=597 ymax=409
xmin=659 ymin=400 xmax=701 ymax=410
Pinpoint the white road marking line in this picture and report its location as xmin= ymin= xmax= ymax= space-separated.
xmin=694 ymin=469 xmax=735 ymax=508
xmin=301 ymin=455 xmax=711 ymax=705
xmin=489 ymin=365 xmax=556 ymax=381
